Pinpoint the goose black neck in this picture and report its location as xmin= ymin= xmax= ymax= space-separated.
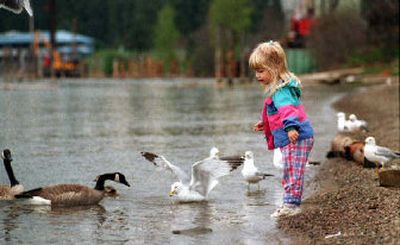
xmin=3 ymin=159 xmax=19 ymax=186
xmin=94 ymin=173 xmax=114 ymax=191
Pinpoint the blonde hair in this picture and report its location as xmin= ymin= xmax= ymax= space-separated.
xmin=249 ymin=41 xmax=299 ymax=95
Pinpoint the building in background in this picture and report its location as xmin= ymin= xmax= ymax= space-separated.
xmin=0 ymin=30 xmax=94 ymax=78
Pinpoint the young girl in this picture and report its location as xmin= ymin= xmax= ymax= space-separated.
xmin=249 ymin=41 xmax=314 ymax=217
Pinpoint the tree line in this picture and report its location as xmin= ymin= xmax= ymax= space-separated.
xmin=0 ymin=0 xmax=398 ymax=77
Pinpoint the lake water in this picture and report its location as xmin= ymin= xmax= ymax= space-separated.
xmin=0 ymin=79 xmax=343 ymax=244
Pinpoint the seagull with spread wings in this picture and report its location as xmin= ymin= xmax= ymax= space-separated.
xmin=140 ymin=148 xmax=244 ymax=202
xmin=0 ymin=0 xmax=33 ymax=16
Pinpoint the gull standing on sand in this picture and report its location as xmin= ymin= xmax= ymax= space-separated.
xmin=0 ymin=0 xmax=33 ymax=16
xmin=241 ymin=151 xmax=273 ymax=191
xmin=336 ymin=112 xmax=348 ymax=132
xmin=140 ymin=149 xmax=244 ymax=202
xmin=364 ymin=136 xmax=400 ymax=169
xmin=347 ymin=114 xmax=368 ymax=132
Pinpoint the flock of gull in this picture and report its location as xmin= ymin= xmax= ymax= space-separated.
xmin=335 ymin=112 xmax=400 ymax=170
xmin=8 ymin=109 xmax=397 ymax=208
xmin=1 ymin=0 xmax=398 ymax=210
xmin=0 ymin=147 xmax=275 ymax=206
xmin=0 ymin=0 xmax=277 ymax=207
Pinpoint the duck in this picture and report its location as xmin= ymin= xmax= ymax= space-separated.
xmin=0 ymin=0 xmax=33 ymax=16
xmin=16 ymin=172 xmax=130 ymax=206
xmin=241 ymin=151 xmax=273 ymax=191
xmin=0 ymin=149 xmax=24 ymax=200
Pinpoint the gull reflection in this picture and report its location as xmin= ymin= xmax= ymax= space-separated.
xmin=170 ymin=202 xmax=215 ymax=236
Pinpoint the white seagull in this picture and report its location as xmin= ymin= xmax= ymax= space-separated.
xmin=241 ymin=151 xmax=273 ymax=191
xmin=140 ymin=149 xmax=244 ymax=202
xmin=364 ymin=136 xmax=400 ymax=169
xmin=0 ymin=0 xmax=33 ymax=16
xmin=273 ymin=148 xmax=320 ymax=169
xmin=273 ymin=148 xmax=284 ymax=169
xmin=337 ymin=112 xmax=347 ymax=132
xmin=347 ymin=114 xmax=368 ymax=132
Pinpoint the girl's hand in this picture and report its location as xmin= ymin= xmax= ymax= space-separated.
xmin=253 ymin=121 xmax=264 ymax=131
xmin=288 ymin=130 xmax=299 ymax=143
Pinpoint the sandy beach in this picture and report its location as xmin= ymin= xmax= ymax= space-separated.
xmin=278 ymin=79 xmax=400 ymax=244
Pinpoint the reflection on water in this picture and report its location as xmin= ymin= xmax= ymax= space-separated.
xmin=0 ymin=79 xmax=344 ymax=244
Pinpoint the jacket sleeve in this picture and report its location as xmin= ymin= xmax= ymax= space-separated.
xmin=262 ymin=98 xmax=275 ymax=150
xmin=272 ymin=87 xmax=301 ymax=132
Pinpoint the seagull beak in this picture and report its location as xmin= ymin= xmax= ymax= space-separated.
xmin=169 ymin=190 xmax=176 ymax=197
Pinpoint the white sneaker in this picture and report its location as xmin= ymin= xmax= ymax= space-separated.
xmin=271 ymin=204 xmax=301 ymax=218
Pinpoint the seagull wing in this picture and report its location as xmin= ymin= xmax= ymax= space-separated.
xmin=218 ymin=155 xmax=245 ymax=164
xmin=375 ymin=146 xmax=400 ymax=158
xmin=22 ymin=0 xmax=33 ymax=16
xmin=0 ymin=4 xmax=23 ymax=14
xmin=189 ymin=156 xmax=243 ymax=197
xmin=255 ymin=171 xmax=274 ymax=178
xmin=0 ymin=0 xmax=32 ymax=16
xmin=140 ymin=152 xmax=190 ymax=183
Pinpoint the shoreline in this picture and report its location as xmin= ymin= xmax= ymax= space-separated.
xmin=277 ymin=80 xmax=400 ymax=244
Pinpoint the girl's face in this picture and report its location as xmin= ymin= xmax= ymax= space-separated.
xmin=255 ymin=68 xmax=272 ymax=85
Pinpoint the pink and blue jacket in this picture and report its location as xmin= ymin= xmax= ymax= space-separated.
xmin=262 ymin=79 xmax=314 ymax=150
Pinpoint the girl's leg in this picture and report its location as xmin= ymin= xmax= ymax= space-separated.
xmin=280 ymin=138 xmax=314 ymax=206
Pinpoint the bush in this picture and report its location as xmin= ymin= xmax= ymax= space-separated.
xmin=308 ymin=9 xmax=367 ymax=70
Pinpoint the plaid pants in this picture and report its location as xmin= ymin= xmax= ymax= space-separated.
xmin=280 ymin=137 xmax=314 ymax=206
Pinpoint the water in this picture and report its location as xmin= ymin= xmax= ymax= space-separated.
xmin=0 ymin=79 xmax=343 ymax=244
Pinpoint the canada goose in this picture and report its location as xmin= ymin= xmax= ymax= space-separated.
xmin=16 ymin=172 xmax=130 ymax=206
xmin=0 ymin=0 xmax=33 ymax=16
xmin=0 ymin=149 xmax=24 ymax=200
xmin=93 ymin=175 xmax=119 ymax=197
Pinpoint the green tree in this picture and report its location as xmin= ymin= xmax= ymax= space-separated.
xmin=209 ymin=0 xmax=252 ymax=82
xmin=153 ymin=5 xmax=181 ymax=74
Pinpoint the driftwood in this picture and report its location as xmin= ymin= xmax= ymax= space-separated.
xmin=300 ymin=67 xmax=363 ymax=84
xmin=379 ymin=159 xmax=400 ymax=187
xmin=379 ymin=169 xmax=400 ymax=187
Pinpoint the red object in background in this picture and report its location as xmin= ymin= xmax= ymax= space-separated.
xmin=43 ymin=55 xmax=51 ymax=67
xmin=298 ymin=17 xmax=314 ymax=37
xmin=291 ymin=16 xmax=300 ymax=34
xmin=290 ymin=8 xmax=315 ymax=38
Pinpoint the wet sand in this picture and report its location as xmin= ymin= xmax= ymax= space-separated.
xmin=278 ymin=80 xmax=400 ymax=244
